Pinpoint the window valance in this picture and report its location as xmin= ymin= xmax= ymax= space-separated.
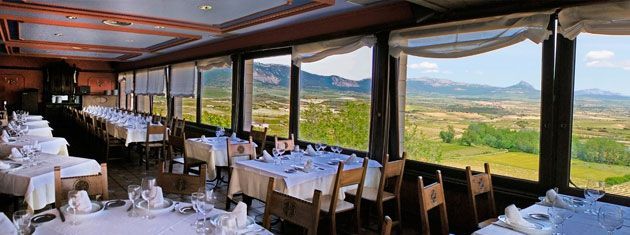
xmin=292 ymin=35 xmax=376 ymax=65
xmin=134 ymin=69 xmax=149 ymax=95
xmin=121 ymin=71 xmax=134 ymax=94
xmin=147 ymin=68 xmax=165 ymax=96
xmin=197 ymin=56 xmax=231 ymax=71
xmin=170 ymin=62 xmax=196 ymax=97
xmin=558 ymin=2 xmax=630 ymax=40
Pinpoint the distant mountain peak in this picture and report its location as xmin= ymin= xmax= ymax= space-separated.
xmin=575 ymin=88 xmax=625 ymax=97
xmin=507 ymin=81 xmax=536 ymax=90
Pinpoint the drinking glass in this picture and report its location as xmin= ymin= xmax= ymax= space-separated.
xmin=12 ymin=210 xmax=32 ymax=235
xmin=548 ymin=199 xmax=573 ymax=235
xmin=127 ymin=185 xmax=141 ymax=217
xmin=219 ymin=216 xmax=238 ymax=235
xmin=67 ymin=190 xmax=81 ymax=225
xmin=192 ymin=192 xmax=207 ymax=234
xmin=598 ymin=205 xmax=624 ymax=235
xmin=584 ymin=180 xmax=606 ymax=214
xmin=141 ymin=177 xmax=156 ymax=219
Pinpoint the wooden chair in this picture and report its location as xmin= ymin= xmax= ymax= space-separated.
xmin=274 ymin=133 xmax=295 ymax=150
xmin=346 ymin=153 xmax=406 ymax=232
xmin=168 ymin=133 xmax=206 ymax=174
xmin=156 ymin=161 xmax=206 ymax=195
xmin=382 ymin=216 xmax=393 ymax=235
xmin=170 ymin=117 xmax=186 ymax=138
xmin=225 ymin=137 xmax=256 ymax=209
xmin=466 ymin=163 xmax=497 ymax=228
xmin=250 ymin=125 xmax=268 ymax=156
xmin=263 ymin=177 xmax=321 ymax=235
xmin=102 ymin=120 xmax=127 ymax=163
xmin=54 ymin=163 xmax=108 ymax=208
xmin=417 ymin=170 xmax=449 ymax=235
xmin=85 ymin=114 xmax=95 ymax=136
xmin=141 ymin=123 xmax=167 ymax=170
xmin=152 ymin=115 xmax=164 ymax=125
xmin=315 ymin=158 xmax=369 ymax=235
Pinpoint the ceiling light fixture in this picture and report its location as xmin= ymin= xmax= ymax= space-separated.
xmin=125 ymin=39 xmax=134 ymax=42
xmin=154 ymin=25 xmax=165 ymax=29
xmin=72 ymin=47 xmax=82 ymax=50
xmin=199 ymin=5 xmax=212 ymax=11
xmin=66 ymin=16 xmax=78 ymax=20
xmin=53 ymin=33 xmax=63 ymax=36
xmin=102 ymin=20 xmax=133 ymax=27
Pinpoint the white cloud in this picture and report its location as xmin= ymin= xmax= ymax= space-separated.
xmin=585 ymin=50 xmax=630 ymax=70
xmin=408 ymin=61 xmax=439 ymax=73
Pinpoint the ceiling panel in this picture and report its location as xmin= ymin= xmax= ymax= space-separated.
xmin=18 ymin=47 xmax=125 ymax=59
xmin=27 ymin=0 xmax=289 ymax=25
xmin=18 ymin=23 xmax=173 ymax=48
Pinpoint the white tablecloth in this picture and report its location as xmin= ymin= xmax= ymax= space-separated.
xmin=0 ymin=136 xmax=69 ymax=157
xmin=0 ymin=153 xmax=101 ymax=210
xmin=26 ymin=115 xmax=44 ymax=121
xmin=229 ymin=152 xmax=381 ymax=201
xmin=185 ymin=137 xmax=257 ymax=180
xmin=27 ymin=127 xmax=54 ymax=138
xmin=31 ymin=200 xmax=272 ymax=235
xmin=25 ymin=120 xmax=50 ymax=129
xmin=0 ymin=212 xmax=17 ymax=235
xmin=105 ymin=122 xmax=165 ymax=146
xmin=473 ymin=199 xmax=630 ymax=235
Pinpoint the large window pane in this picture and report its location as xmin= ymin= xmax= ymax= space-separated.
xmin=152 ymin=96 xmax=167 ymax=117
xmin=571 ymin=34 xmax=630 ymax=197
xmin=181 ymin=97 xmax=197 ymax=122
xmin=201 ymin=65 xmax=231 ymax=127
xmin=250 ymin=55 xmax=291 ymax=137
xmin=299 ymin=47 xmax=372 ymax=150
xmin=404 ymin=41 xmax=542 ymax=181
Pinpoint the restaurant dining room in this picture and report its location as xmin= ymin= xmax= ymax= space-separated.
xmin=0 ymin=0 xmax=629 ymax=234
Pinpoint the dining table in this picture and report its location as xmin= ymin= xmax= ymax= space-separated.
xmin=105 ymin=121 xmax=166 ymax=146
xmin=228 ymin=151 xmax=382 ymax=202
xmin=185 ymin=136 xmax=257 ymax=180
xmin=26 ymin=127 xmax=54 ymax=138
xmin=473 ymin=195 xmax=630 ymax=235
xmin=0 ymin=212 xmax=16 ymax=235
xmin=0 ymin=135 xmax=69 ymax=157
xmin=0 ymin=153 xmax=101 ymax=210
xmin=24 ymin=200 xmax=272 ymax=235
xmin=25 ymin=120 xmax=50 ymax=129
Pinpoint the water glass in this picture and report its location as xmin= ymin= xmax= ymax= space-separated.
xmin=141 ymin=177 xmax=156 ymax=219
xmin=584 ymin=180 xmax=606 ymax=214
xmin=127 ymin=185 xmax=141 ymax=217
xmin=548 ymin=199 xmax=573 ymax=235
xmin=12 ymin=210 xmax=32 ymax=235
xmin=598 ymin=205 xmax=624 ymax=235
xmin=67 ymin=190 xmax=81 ymax=225
xmin=191 ymin=192 xmax=207 ymax=233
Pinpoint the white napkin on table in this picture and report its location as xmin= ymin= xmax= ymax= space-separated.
xmin=505 ymin=204 xmax=536 ymax=228
xmin=9 ymin=148 xmax=24 ymax=160
xmin=261 ymin=150 xmax=274 ymax=163
xmin=76 ymin=190 xmax=93 ymax=212
xmin=303 ymin=159 xmax=314 ymax=172
xmin=230 ymin=132 xmax=237 ymax=141
xmin=1 ymin=131 xmax=9 ymax=143
xmin=12 ymin=111 xmax=16 ymax=118
xmin=345 ymin=153 xmax=357 ymax=163
xmin=0 ymin=161 xmax=11 ymax=170
xmin=306 ymin=145 xmax=318 ymax=156
xmin=200 ymin=135 xmax=208 ymax=142
xmin=228 ymin=202 xmax=248 ymax=228
xmin=149 ymin=186 xmax=165 ymax=206
xmin=544 ymin=189 xmax=570 ymax=209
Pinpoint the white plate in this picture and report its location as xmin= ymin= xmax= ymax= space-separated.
xmin=210 ymin=214 xmax=255 ymax=229
xmin=61 ymin=201 xmax=104 ymax=218
xmin=136 ymin=198 xmax=175 ymax=215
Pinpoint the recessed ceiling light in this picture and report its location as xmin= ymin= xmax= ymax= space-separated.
xmin=125 ymin=39 xmax=134 ymax=42
xmin=66 ymin=16 xmax=78 ymax=20
xmin=154 ymin=25 xmax=165 ymax=29
xmin=102 ymin=20 xmax=133 ymax=27
xmin=53 ymin=33 xmax=63 ymax=36
xmin=72 ymin=47 xmax=82 ymax=49
xmin=199 ymin=5 xmax=212 ymax=11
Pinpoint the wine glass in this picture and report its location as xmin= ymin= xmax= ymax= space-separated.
xmin=272 ymin=148 xmax=282 ymax=165
xmin=585 ymin=180 xmax=606 ymax=214
xmin=598 ymin=205 xmax=624 ymax=235
xmin=141 ymin=177 xmax=156 ymax=219
xmin=67 ymin=190 xmax=81 ymax=225
xmin=127 ymin=185 xmax=141 ymax=217
xmin=12 ymin=210 xmax=32 ymax=235
xmin=548 ymin=198 xmax=573 ymax=235
xmin=192 ymin=192 xmax=207 ymax=233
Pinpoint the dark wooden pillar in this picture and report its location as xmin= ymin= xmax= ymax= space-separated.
xmin=539 ymin=15 xmax=557 ymax=191
xmin=232 ymin=54 xmax=244 ymax=133
xmin=289 ymin=63 xmax=300 ymax=139
xmin=368 ymin=32 xmax=391 ymax=162
xmin=196 ymin=64 xmax=202 ymax=124
xmin=387 ymin=56 xmax=400 ymax=160
xmin=554 ymin=34 xmax=576 ymax=190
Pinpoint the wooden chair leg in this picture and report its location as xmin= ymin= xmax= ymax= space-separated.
xmin=377 ymin=201 xmax=384 ymax=231
xmin=355 ymin=206 xmax=362 ymax=234
xmin=330 ymin=213 xmax=337 ymax=235
xmin=145 ymin=147 xmax=150 ymax=171
xmin=396 ymin=198 xmax=403 ymax=234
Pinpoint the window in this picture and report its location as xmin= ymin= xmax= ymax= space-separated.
xmin=571 ymin=34 xmax=630 ymax=197
xmin=180 ymin=97 xmax=197 ymax=121
xmin=119 ymin=79 xmax=126 ymax=108
xmin=200 ymin=65 xmax=231 ymax=127
xmin=403 ymin=41 xmax=542 ymax=181
xmin=299 ymin=47 xmax=372 ymax=150
xmin=152 ymin=96 xmax=167 ymax=116
xmin=245 ymin=55 xmax=291 ymax=137
xmin=136 ymin=95 xmax=150 ymax=113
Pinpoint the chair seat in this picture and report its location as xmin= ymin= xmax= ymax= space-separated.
xmin=141 ymin=142 xmax=164 ymax=147
xmin=171 ymin=157 xmax=206 ymax=166
xmin=478 ymin=218 xmax=498 ymax=228
xmin=308 ymin=195 xmax=355 ymax=213
xmin=346 ymin=187 xmax=395 ymax=202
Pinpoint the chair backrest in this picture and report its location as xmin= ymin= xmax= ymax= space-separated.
xmin=274 ymin=133 xmax=295 ymax=150
xmin=145 ymin=123 xmax=167 ymax=143
xmin=168 ymin=133 xmax=186 ymax=160
xmin=152 ymin=115 xmax=163 ymax=125
xmin=417 ymin=170 xmax=449 ymax=235
xmin=156 ymin=161 xmax=206 ymax=195
xmin=466 ymin=163 xmax=496 ymax=225
xmin=329 ymin=158 xmax=369 ymax=213
xmin=170 ymin=117 xmax=186 ymax=137
xmin=263 ymin=177 xmax=321 ymax=235
xmin=54 ymin=163 xmax=108 ymax=208
xmin=226 ymin=137 xmax=256 ymax=166
xmin=377 ymin=153 xmax=407 ymax=203
xmin=382 ymin=216 xmax=393 ymax=235
xmin=250 ymin=125 xmax=268 ymax=155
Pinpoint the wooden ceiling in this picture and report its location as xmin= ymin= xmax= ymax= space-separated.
xmin=0 ymin=0 xmax=370 ymax=62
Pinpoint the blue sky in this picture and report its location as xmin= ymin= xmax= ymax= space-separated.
xmin=259 ymin=33 xmax=630 ymax=96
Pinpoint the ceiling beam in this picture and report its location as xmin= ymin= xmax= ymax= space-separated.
xmin=221 ymin=0 xmax=335 ymax=32
xmin=4 ymin=40 xmax=147 ymax=53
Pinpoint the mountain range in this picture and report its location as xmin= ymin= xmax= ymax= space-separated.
xmin=202 ymin=62 xmax=629 ymax=100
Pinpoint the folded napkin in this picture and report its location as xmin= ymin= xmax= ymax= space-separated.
xmin=230 ymin=132 xmax=237 ymax=141
xmin=545 ymin=189 xmax=571 ymax=209
xmin=306 ymin=145 xmax=318 ymax=156
xmin=261 ymin=150 xmax=274 ymax=163
xmin=228 ymin=202 xmax=248 ymax=228
xmin=200 ymin=135 xmax=207 ymax=142
xmin=1 ymin=132 xmax=8 ymax=143
xmin=345 ymin=153 xmax=357 ymax=163
xmin=0 ymin=161 xmax=11 ymax=170
xmin=9 ymin=148 xmax=24 ymax=159
xmin=1 ymin=130 xmax=9 ymax=138
xmin=12 ymin=111 xmax=16 ymax=118
xmin=76 ymin=190 xmax=93 ymax=212
xmin=149 ymin=186 xmax=165 ymax=206
xmin=505 ymin=204 xmax=535 ymax=229
xmin=303 ymin=159 xmax=314 ymax=172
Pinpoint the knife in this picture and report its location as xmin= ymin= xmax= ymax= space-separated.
xmin=57 ymin=207 xmax=65 ymax=222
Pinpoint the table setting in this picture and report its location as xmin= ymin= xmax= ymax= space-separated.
xmin=474 ymin=182 xmax=629 ymax=235
xmin=0 ymin=134 xmax=69 ymax=157
xmin=10 ymin=176 xmax=272 ymax=235
xmin=229 ymin=144 xmax=381 ymax=201
xmin=85 ymin=106 xmax=166 ymax=146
